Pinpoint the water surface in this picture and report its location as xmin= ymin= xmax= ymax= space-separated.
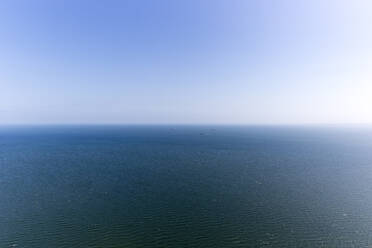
xmin=1 ymin=125 xmax=372 ymax=247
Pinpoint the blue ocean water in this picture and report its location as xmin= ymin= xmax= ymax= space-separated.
xmin=1 ymin=125 xmax=372 ymax=247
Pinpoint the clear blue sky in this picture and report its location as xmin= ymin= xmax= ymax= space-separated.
xmin=1 ymin=0 xmax=371 ymax=124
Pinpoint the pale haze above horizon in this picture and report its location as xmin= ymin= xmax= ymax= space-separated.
xmin=1 ymin=0 xmax=372 ymax=125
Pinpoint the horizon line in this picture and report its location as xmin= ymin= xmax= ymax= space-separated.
xmin=1 ymin=123 xmax=372 ymax=127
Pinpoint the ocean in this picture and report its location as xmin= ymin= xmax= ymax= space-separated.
xmin=1 ymin=125 xmax=372 ymax=247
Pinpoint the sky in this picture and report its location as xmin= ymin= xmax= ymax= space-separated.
xmin=0 ymin=0 xmax=371 ymax=124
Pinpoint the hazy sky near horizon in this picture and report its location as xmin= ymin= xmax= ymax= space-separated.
xmin=1 ymin=0 xmax=372 ymax=124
